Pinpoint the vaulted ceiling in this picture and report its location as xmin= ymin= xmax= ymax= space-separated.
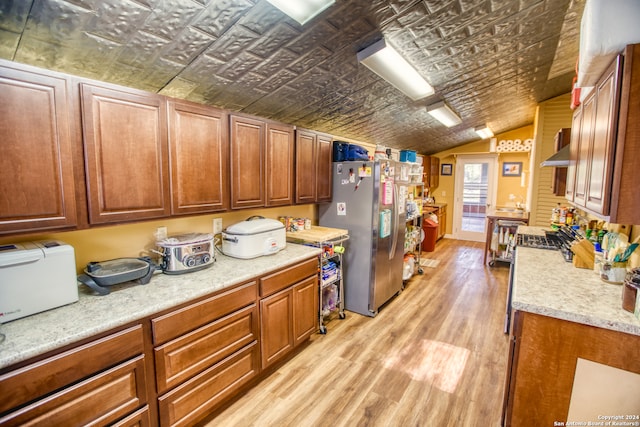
xmin=0 ymin=0 xmax=584 ymax=154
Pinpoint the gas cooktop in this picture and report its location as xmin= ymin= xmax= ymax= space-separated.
xmin=516 ymin=233 xmax=562 ymax=250
xmin=516 ymin=230 xmax=574 ymax=262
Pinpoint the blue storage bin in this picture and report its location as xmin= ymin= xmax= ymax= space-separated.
xmin=333 ymin=141 xmax=348 ymax=162
xmin=400 ymin=150 xmax=417 ymax=163
xmin=346 ymin=144 xmax=369 ymax=161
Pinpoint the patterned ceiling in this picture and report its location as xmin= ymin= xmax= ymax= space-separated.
xmin=0 ymin=0 xmax=584 ymax=154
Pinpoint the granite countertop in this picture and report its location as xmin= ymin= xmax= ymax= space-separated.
xmin=512 ymin=226 xmax=640 ymax=336
xmin=486 ymin=209 xmax=529 ymax=220
xmin=423 ymin=202 xmax=447 ymax=208
xmin=0 ymin=243 xmax=321 ymax=370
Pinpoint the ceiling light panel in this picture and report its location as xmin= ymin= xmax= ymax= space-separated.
xmin=266 ymin=0 xmax=335 ymax=25
xmin=357 ymin=38 xmax=434 ymax=101
xmin=426 ymin=101 xmax=462 ymax=127
xmin=475 ymin=125 xmax=494 ymax=139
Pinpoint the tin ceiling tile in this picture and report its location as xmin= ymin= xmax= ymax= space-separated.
xmin=204 ymin=25 xmax=260 ymax=62
xmin=247 ymin=23 xmax=300 ymax=59
xmin=0 ymin=0 xmax=581 ymax=153
xmin=86 ymin=0 xmax=152 ymax=44
xmin=191 ymin=0 xmax=253 ymax=38
xmin=117 ymin=30 xmax=168 ymax=68
xmin=139 ymin=0 xmax=203 ymax=41
xmin=0 ymin=0 xmax=32 ymax=34
xmin=160 ymin=26 xmax=215 ymax=66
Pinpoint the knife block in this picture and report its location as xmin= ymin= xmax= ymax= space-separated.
xmin=571 ymin=239 xmax=595 ymax=269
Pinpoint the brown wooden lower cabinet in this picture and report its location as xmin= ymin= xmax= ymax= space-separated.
xmin=259 ymin=258 xmax=319 ymax=369
xmin=502 ymin=311 xmax=640 ymax=426
xmin=0 ymin=326 xmax=147 ymax=426
xmin=158 ymin=342 xmax=260 ymax=427
xmin=0 ymin=258 xmax=320 ymax=427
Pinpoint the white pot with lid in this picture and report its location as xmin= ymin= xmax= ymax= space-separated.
xmin=222 ymin=216 xmax=286 ymax=259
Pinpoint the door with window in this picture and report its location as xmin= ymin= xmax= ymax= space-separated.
xmin=453 ymin=155 xmax=497 ymax=242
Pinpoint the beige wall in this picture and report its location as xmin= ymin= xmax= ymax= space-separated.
xmin=0 ymin=205 xmax=315 ymax=274
xmin=430 ymin=126 xmax=533 ymax=235
xmin=529 ymin=93 xmax=574 ymax=226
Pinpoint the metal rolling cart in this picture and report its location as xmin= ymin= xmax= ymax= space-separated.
xmin=405 ymin=180 xmax=424 ymax=277
xmin=489 ymin=219 xmax=527 ymax=266
xmin=286 ymin=226 xmax=349 ymax=334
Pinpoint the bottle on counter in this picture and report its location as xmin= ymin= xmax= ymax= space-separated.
xmin=566 ymin=209 xmax=574 ymax=226
xmin=551 ymin=203 xmax=561 ymax=223
xmin=593 ymin=242 xmax=604 ymax=275
xmin=558 ymin=207 xmax=567 ymax=224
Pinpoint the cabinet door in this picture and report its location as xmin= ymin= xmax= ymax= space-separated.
xmin=0 ymin=64 xmax=78 ymax=234
xmin=565 ymin=108 xmax=582 ymax=201
xmin=438 ymin=206 xmax=447 ymax=239
xmin=585 ymin=57 xmax=622 ymax=214
xmin=552 ymin=129 xmax=570 ymax=196
xmin=572 ymin=92 xmax=596 ymax=207
xmin=230 ymin=115 xmax=265 ymax=209
xmin=260 ymin=288 xmax=293 ymax=369
xmin=316 ymin=133 xmax=333 ymax=202
xmin=168 ymin=100 xmax=229 ymax=214
xmin=81 ymin=83 xmax=170 ymax=224
xmin=421 ymin=155 xmax=431 ymax=187
xmin=430 ymin=157 xmax=440 ymax=188
xmin=265 ymin=123 xmax=294 ymax=206
xmin=0 ymin=356 xmax=148 ymax=426
xmin=295 ymin=129 xmax=317 ymax=204
xmin=293 ymin=276 xmax=318 ymax=345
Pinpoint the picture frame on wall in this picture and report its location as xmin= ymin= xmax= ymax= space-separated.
xmin=502 ymin=162 xmax=522 ymax=177
xmin=441 ymin=163 xmax=452 ymax=176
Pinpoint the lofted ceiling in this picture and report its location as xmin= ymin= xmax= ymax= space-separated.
xmin=0 ymin=0 xmax=584 ymax=154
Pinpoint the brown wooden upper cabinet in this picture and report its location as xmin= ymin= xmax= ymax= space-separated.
xmin=295 ymin=129 xmax=332 ymax=204
xmin=565 ymin=47 xmax=640 ymax=222
xmin=230 ymin=114 xmax=296 ymax=209
xmin=81 ymin=83 xmax=170 ymax=224
xmin=266 ymin=123 xmax=295 ymax=207
xmin=430 ymin=156 xmax=440 ymax=189
xmin=551 ymin=128 xmax=571 ymax=196
xmin=0 ymin=61 xmax=79 ymax=235
xmin=230 ymin=114 xmax=265 ymax=209
xmin=168 ymin=100 xmax=229 ymax=214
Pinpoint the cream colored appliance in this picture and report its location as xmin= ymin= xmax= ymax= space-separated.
xmin=0 ymin=240 xmax=78 ymax=322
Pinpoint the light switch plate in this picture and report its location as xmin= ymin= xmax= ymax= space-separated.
xmin=213 ymin=218 xmax=223 ymax=234
xmin=156 ymin=226 xmax=167 ymax=240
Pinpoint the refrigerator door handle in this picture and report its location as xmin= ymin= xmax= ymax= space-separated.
xmin=390 ymin=182 xmax=399 ymax=260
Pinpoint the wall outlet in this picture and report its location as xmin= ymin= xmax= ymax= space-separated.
xmin=156 ymin=226 xmax=168 ymax=240
xmin=213 ymin=218 xmax=223 ymax=234
xmin=441 ymin=190 xmax=446 ymax=197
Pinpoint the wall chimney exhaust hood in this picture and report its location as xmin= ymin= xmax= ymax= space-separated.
xmin=540 ymin=144 xmax=570 ymax=167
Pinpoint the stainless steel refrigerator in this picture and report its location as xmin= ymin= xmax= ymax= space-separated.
xmin=319 ymin=160 xmax=409 ymax=317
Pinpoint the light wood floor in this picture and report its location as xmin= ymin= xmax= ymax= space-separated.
xmin=208 ymin=238 xmax=510 ymax=426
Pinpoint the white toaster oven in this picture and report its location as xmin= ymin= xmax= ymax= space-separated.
xmin=0 ymin=240 xmax=78 ymax=322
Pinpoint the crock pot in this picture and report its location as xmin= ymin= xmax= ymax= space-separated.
xmin=222 ymin=216 xmax=286 ymax=259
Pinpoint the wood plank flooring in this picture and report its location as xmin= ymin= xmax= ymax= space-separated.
xmin=206 ymin=239 xmax=510 ymax=426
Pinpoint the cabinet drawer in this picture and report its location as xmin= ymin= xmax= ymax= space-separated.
xmin=112 ymin=405 xmax=151 ymax=427
xmin=154 ymin=304 xmax=258 ymax=394
xmin=0 ymin=325 xmax=144 ymax=414
xmin=260 ymin=257 xmax=317 ymax=297
xmin=152 ymin=281 xmax=257 ymax=345
xmin=158 ymin=342 xmax=259 ymax=427
xmin=0 ymin=355 xmax=147 ymax=426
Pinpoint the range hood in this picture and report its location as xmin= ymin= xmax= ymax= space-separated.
xmin=540 ymin=144 xmax=570 ymax=167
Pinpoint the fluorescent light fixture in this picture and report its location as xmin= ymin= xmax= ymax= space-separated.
xmin=426 ymin=101 xmax=462 ymax=127
xmin=357 ymin=38 xmax=434 ymax=101
xmin=475 ymin=125 xmax=494 ymax=139
xmin=266 ymin=0 xmax=335 ymax=25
